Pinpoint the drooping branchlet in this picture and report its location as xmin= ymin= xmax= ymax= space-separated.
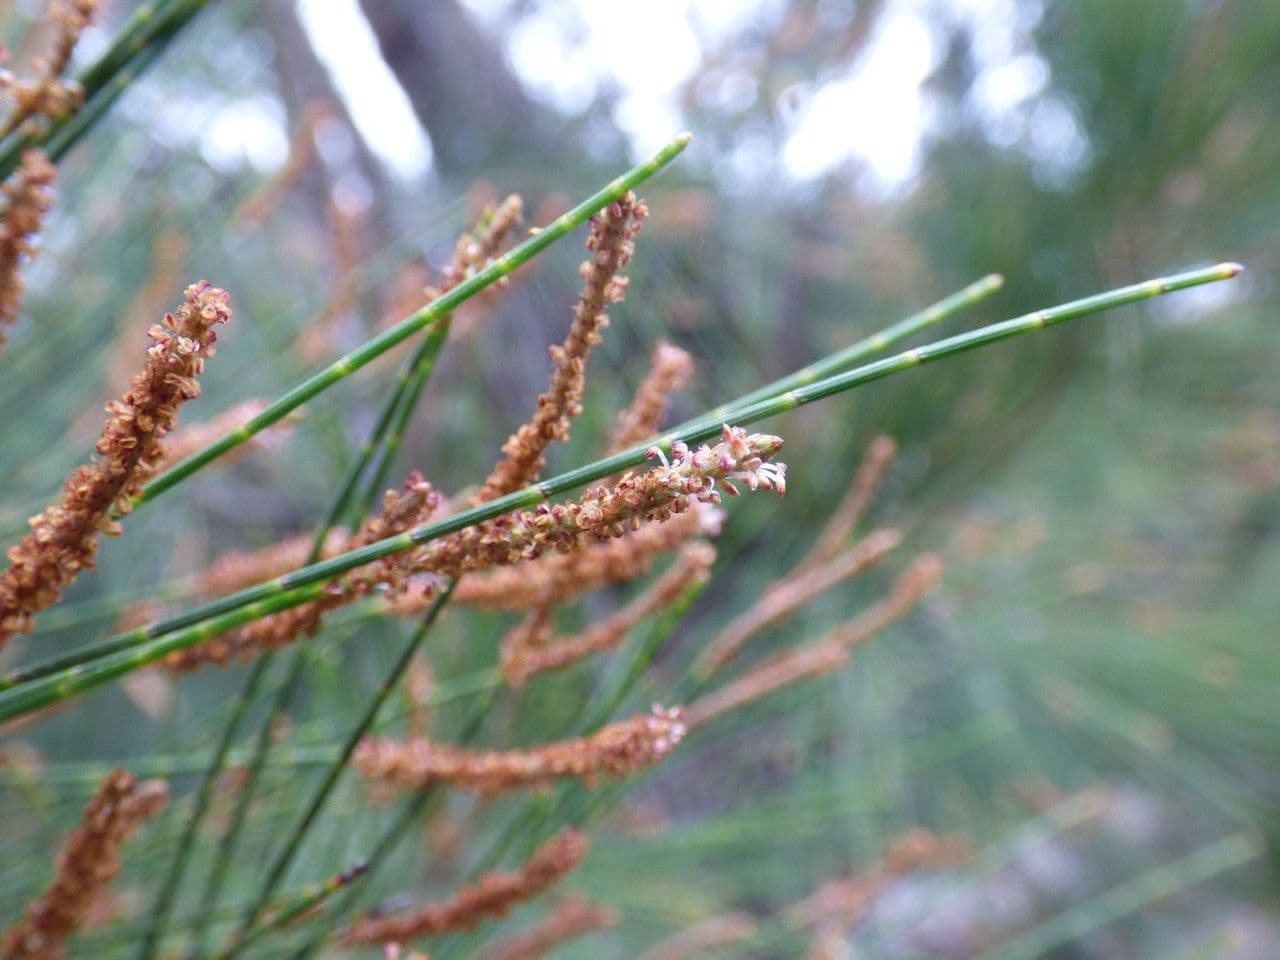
xmin=354 ymin=705 xmax=686 ymax=795
xmin=475 ymin=192 xmax=647 ymax=502
xmin=340 ymin=828 xmax=588 ymax=945
xmin=0 ymin=282 xmax=230 ymax=646
xmin=2 ymin=769 xmax=167 ymax=960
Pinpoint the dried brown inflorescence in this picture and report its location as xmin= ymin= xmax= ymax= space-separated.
xmin=684 ymin=554 xmax=943 ymax=729
xmin=501 ymin=542 xmax=716 ymax=687
xmin=197 ymin=529 xmax=350 ymax=600
xmin=480 ymin=895 xmax=618 ymax=960
xmin=390 ymin=427 xmax=783 ymax=598
xmin=607 ymin=339 xmax=695 ymax=454
xmin=0 ymin=0 xmax=98 ymax=137
xmin=163 ymin=474 xmax=439 ymax=671
xmin=474 ymin=193 xmax=647 ymax=503
xmin=696 ymin=527 xmax=903 ymax=676
xmin=3 ymin=769 xmax=167 ymax=960
xmin=355 ymin=705 xmax=686 ymax=795
xmin=0 ymin=282 xmax=231 ymax=646
xmin=0 ymin=149 xmax=57 ymax=351
xmin=340 ymin=828 xmax=588 ymax=945
xmin=234 ymin=101 xmax=332 ymax=228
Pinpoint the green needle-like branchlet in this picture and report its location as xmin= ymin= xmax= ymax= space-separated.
xmin=0 ymin=262 xmax=1241 ymax=724
xmin=129 ymin=132 xmax=694 ymax=511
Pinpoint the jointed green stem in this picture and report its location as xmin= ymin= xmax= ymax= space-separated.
xmin=130 ymin=133 xmax=693 ymax=511
xmin=222 ymin=582 xmax=458 ymax=956
xmin=0 ymin=263 xmax=1240 ymax=724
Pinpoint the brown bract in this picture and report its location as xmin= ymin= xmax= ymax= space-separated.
xmin=0 ymin=282 xmax=230 ymax=646
xmin=0 ymin=149 xmax=56 ymax=350
xmin=354 ymin=705 xmax=686 ymax=795
xmin=340 ymin=828 xmax=588 ymax=945
xmin=3 ymin=769 xmax=167 ymax=960
xmin=474 ymin=192 xmax=647 ymax=503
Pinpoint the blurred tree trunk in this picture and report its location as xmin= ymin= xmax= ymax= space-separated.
xmin=358 ymin=0 xmax=561 ymax=177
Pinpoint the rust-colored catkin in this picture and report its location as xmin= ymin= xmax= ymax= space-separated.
xmin=163 ymin=474 xmax=439 ymax=671
xmin=696 ymin=527 xmax=903 ymax=677
xmin=0 ymin=149 xmax=56 ymax=351
xmin=355 ymin=705 xmax=686 ymax=796
xmin=634 ymin=912 xmax=759 ymax=960
xmin=501 ymin=542 xmax=716 ymax=687
xmin=607 ymin=339 xmax=695 ymax=455
xmin=0 ymin=282 xmax=230 ymax=647
xmin=684 ymin=554 xmax=942 ymax=730
xmin=0 ymin=0 xmax=98 ymax=137
xmin=410 ymin=504 xmax=719 ymax=614
xmin=796 ymin=435 xmax=897 ymax=574
xmin=2 ymin=769 xmax=167 ymax=960
xmin=340 ymin=829 xmax=588 ymax=946
xmin=480 ymin=895 xmax=618 ymax=960
xmin=474 ymin=193 xmax=647 ymax=503
xmin=436 ymin=193 xmax=524 ymax=295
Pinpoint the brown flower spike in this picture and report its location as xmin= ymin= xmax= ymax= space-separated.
xmin=355 ymin=705 xmax=686 ymax=795
xmin=0 ymin=149 xmax=57 ymax=351
xmin=0 ymin=282 xmax=230 ymax=646
xmin=607 ymin=338 xmax=695 ymax=454
xmin=475 ymin=192 xmax=646 ymax=502
xmin=481 ymin=895 xmax=618 ymax=960
xmin=341 ymin=828 xmax=588 ymax=945
xmin=3 ymin=769 xmax=167 ymax=960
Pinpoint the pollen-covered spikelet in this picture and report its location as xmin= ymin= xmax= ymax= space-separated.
xmin=607 ymin=339 xmax=695 ymax=454
xmin=0 ymin=0 xmax=97 ymax=137
xmin=163 ymin=474 xmax=438 ymax=671
xmin=0 ymin=149 xmax=56 ymax=350
xmin=0 ymin=282 xmax=230 ymax=646
xmin=501 ymin=542 xmax=716 ymax=687
xmin=391 ymin=427 xmax=783 ymax=600
xmin=474 ymin=193 xmax=647 ymax=503
xmin=354 ymin=705 xmax=686 ymax=795
xmin=481 ymin=895 xmax=618 ymax=960
xmin=2 ymin=769 xmax=167 ymax=960
xmin=340 ymin=828 xmax=588 ymax=945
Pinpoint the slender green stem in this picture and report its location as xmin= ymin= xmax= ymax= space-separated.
xmin=0 ymin=263 xmax=1240 ymax=722
xmin=223 ymin=582 xmax=457 ymax=954
xmin=286 ymin=691 xmax=500 ymax=960
xmin=130 ymin=133 xmax=693 ymax=510
xmin=133 ymin=655 xmax=273 ymax=960
xmin=210 ymin=862 xmax=369 ymax=960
